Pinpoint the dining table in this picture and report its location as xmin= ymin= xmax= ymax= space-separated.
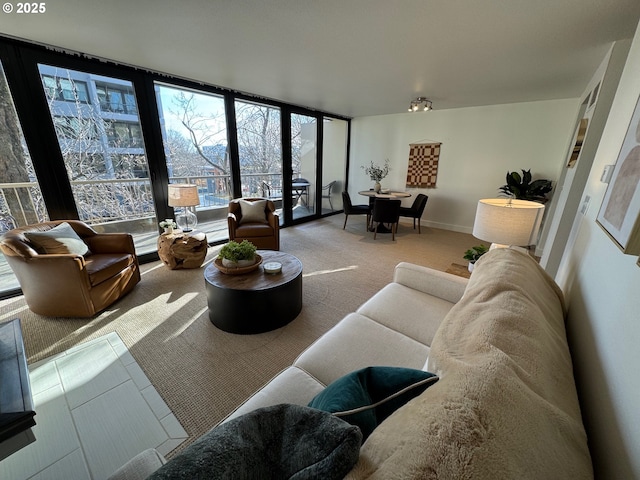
xmin=358 ymin=190 xmax=412 ymax=233
xmin=292 ymin=181 xmax=311 ymax=206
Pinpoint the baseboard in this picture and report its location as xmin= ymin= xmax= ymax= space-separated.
xmin=417 ymin=220 xmax=473 ymax=235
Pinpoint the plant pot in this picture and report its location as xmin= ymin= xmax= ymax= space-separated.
xmin=374 ymin=182 xmax=381 ymax=193
xmin=222 ymin=257 xmax=256 ymax=268
xmin=468 ymin=262 xmax=475 ymax=273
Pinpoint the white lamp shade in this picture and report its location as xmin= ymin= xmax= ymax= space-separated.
xmin=168 ymin=184 xmax=200 ymax=207
xmin=472 ymin=198 xmax=545 ymax=246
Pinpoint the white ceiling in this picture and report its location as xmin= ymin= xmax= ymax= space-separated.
xmin=2 ymin=0 xmax=640 ymax=117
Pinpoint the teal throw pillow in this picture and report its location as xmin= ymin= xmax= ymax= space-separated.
xmin=308 ymin=366 xmax=438 ymax=440
xmin=25 ymin=222 xmax=90 ymax=256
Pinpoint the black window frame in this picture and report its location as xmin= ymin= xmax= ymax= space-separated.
xmin=0 ymin=34 xmax=351 ymax=275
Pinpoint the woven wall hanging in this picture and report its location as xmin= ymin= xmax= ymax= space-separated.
xmin=406 ymin=142 xmax=441 ymax=188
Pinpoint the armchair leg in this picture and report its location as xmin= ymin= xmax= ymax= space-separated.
xmin=343 ymin=214 xmax=348 ymax=229
xmin=373 ymin=223 xmax=377 ymax=240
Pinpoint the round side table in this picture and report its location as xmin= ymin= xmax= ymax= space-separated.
xmin=157 ymin=230 xmax=208 ymax=269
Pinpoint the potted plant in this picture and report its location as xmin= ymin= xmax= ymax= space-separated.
xmin=159 ymin=218 xmax=177 ymax=233
xmin=218 ymin=240 xmax=257 ymax=267
xmin=362 ymin=159 xmax=390 ymax=193
xmin=499 ymin=169 xmax=552 ymax=203
xmin=463 ymin=244 xmax=489 ymax=272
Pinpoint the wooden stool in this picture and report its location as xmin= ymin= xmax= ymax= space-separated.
xmin=157 ymin=230 xmax=207 ymax=269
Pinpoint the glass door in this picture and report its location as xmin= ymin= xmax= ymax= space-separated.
xmin=289 ymin=113 xmax=317 ymax=221
xmin=234 ymin=99 xmax=283 ymax=223
xmin=37 ymin=64 xmax=157 ymax=254
xmin=321 ymin=117 xmax=348 ymax=213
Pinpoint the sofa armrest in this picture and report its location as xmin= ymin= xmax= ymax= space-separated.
xmin=393 ymin=262 xmax=467 ymax=304
xmin=107 ymin=448 xmax=166 ymax=480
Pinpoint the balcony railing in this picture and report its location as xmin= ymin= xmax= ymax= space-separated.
xmin=1 ymin=172 xmax=288 ymax=227
xmin=0 ymin=172 xmax=287 ymax=292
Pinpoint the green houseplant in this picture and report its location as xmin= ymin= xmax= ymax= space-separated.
xmin=499 ymin=169 xmax=552 ymax=203
xmin=218 ymin=240 xmax=257 ymax=267
xmin=463 ymin=244 xmax=489 ymax=272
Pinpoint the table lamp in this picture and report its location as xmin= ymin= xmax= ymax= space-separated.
xmin=168 ymin=184 xmax=200 ymax=232
xmin=472 ymin=198 xmax=545 ymax=249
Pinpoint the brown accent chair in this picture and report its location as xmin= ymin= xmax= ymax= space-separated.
xmin=227 ymin=198 xmax=280 ymax=250
xmin=0 ymin=220 xmax=140 ymax=318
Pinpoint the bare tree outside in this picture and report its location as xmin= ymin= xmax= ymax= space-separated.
xmin=0 ymin=65 xmax=46 ymax=227
xmin=39 ymin=65 xmax=155 ymax=225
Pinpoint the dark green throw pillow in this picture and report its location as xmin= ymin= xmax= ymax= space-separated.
xmin=308 ymin=366 xmax=438 ymax=440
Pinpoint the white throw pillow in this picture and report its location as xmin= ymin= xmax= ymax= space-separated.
xmin=25 ymin=222 xmax=90 ymax=256
xmin=239 ymin=199 xmax=268 ymax=224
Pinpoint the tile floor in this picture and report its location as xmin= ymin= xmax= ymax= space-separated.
xmin=0 ymin=332 xmax=188 ymax=480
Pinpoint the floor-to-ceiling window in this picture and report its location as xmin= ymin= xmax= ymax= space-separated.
xmin=0 ymin=61 xmax=49 ymax=291
xmin=0 ymin=36 xmax=350 ymax=299
xmin=37 ymin=64 xmax=158 ymax=253
xmin=155 ymin=83 xmax=231 ymax=243
xmin=321 ymin=117 xmax=349 ymax=213
xmin=234 ymin=99 xmax=284 ymax=223
xmin=288 ymin=113 xmax=317 ymax=221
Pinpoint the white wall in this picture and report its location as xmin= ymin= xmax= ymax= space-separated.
xmin=540 ymin=40 xmax=631 ymax=276
xmin=349 ymin=100 xmax=578 ymax=233
xmin=557 ymin=19 xmax=640 ymax=479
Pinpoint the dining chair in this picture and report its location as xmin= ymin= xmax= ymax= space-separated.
xmin=372 ymin=198 xmax=401 ymax=240
xmin=321 ymin=181 xmax=336 ymax=211
xmin=342 ymin=191 xmax=371 ymax=230
xmin=398 ymin=194 xmax=429 ymax=233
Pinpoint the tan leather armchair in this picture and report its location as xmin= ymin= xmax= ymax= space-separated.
xmin=0 ymin=220 xmax=140 ymax=318
xmin=227 ymin=198 xmax=280 ymax=250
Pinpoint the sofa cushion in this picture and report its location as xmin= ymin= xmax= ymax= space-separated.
xmin=294 ymin=313 xmax=430 ymax=386
xmin=239 ymin=199 xmax=267 ymax=224
xmin=25 ymin=222 xmax=90 ymax=256
xmin=308 ymin=366 xmax=438 ymax=440
xmin=85 ymin=253 xmax=135 ymax=286
xmin=148 ymin=404 xmax=362 ymax=480
xmin=234 ymin=223 xmax=274 ymax=238
xmin=357 ymin=282 xmax=454 ymax=345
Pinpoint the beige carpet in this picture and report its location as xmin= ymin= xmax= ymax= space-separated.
xmin=0 ymin=214 xmax=476 ymax=455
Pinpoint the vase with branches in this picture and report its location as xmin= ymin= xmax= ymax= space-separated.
xmin=363 ymin=159 xmax=390 ymax=192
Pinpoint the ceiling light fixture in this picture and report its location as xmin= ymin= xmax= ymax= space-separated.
xmin=408 ymin=97 xmax=433 ymax=112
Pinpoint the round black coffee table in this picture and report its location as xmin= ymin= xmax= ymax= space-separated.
xmin=204 ymin=250 xmax=303 ymax=334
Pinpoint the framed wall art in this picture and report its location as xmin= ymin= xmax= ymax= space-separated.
xmin=596 ymin=93 xmax=640 ymax=254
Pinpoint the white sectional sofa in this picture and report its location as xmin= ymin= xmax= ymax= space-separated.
xmin=112 ymin=247 xmax=593 ymax=479
xmin=225 ymin=261 xmax=467 ymax=421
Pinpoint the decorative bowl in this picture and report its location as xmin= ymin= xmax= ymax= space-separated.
xmin=213 ymin=254 xmax=263 ymax=275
